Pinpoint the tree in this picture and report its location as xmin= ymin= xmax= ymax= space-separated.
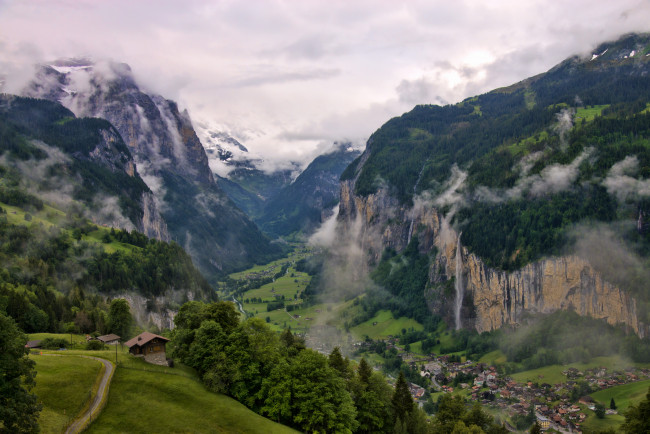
xmin=611 ymin=397 xmax=617 ymax=410
xmin=107 ymin=298 xmax=132 ymax=339
xmin=622 ymin=387 xmax=650 ymax=433
xmin=0 ymin=312 xmax=42 ymax=433
xmin=432 ymin=394 xmax=468 ymax=434
xmin=328 ymin=347 xmax=350 ymax=379
xmin=595 ymin=402 xmax=606 ymax=419
xmin=260 ymin=349 xmax=358 ymax=433
xmin=529 ymin=422 xmax=541 ymax=434
xmin=392 ymin=371 xmax=414 ymax=423
xmin=358 ymin=358 xmax=373 ymax=385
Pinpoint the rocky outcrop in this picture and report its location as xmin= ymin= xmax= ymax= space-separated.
xmin=139 ymin=192 xmax=170 ymax=241
xmin=114 ymin=292 xmax=190 ymax=331
xmin=337 ymin=161 xmax=645 ymax=336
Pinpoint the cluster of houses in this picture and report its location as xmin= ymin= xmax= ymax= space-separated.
xmin=409 ymin=352 xmax=650 ymax=433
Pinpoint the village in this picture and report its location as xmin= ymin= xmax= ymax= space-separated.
xmin=406 ymin=352 xmax=650 ymax=433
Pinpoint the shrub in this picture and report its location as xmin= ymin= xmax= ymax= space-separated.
xmin=41 ymin=338 xmax=68 ymax=349
xmin=85 ymin=340 xmax=106 ymax=350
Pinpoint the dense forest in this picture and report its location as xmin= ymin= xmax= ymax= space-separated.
xmin=0 ymin=202 xmax=213 ymax=335
xmin=171 ymin=300 xmax=510 ymax=434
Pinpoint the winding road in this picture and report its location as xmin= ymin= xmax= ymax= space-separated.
xmin=64 ymin=356 xmax=114 ymax=434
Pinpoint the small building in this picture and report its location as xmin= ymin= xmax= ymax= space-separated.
xmin=125 ymin=332 xmax=170 ymax=366
xmin=95 ymin=334 xmax=120 ymax=345
xmin=536 ymin=415 xmax=550 ymax=430
xmin=25 ymin=340 xmax=42 ymax=349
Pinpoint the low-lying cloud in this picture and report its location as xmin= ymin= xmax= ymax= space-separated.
xmin=603 ymin=156 xmax=650 ymax=201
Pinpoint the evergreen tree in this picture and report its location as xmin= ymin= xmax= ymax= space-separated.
xmin=107 ymin=298 xmax=132 ymax=339
xmin=392 ymin=371 xmax=414 ymax=423
xmin=0 ymin=312 xmax=42 ymax=433
xmin=611 ymin=397 xmax=617 ymax=410
xmin=358 ymin=358 xmax=373 ymax=385
xmin=529 ymin=422 xmax=541 ymax=434
xmin=328 ymin=346 xmax=350 ymax=379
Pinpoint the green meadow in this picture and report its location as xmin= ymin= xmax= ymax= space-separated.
xmin=580 ymin=379 xmax=650 ymax=432
xmin=511 ymin=355 xmax=650 ymax=385
xmin=32 ymin=355 xmax=103 ymax=434
xmin=350 ymin=310 xmax=423 ymax=340
xmin=86 ymin=363 xmax=297 ymax=434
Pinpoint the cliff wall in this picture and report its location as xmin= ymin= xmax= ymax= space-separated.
xmin=338 ymin=160 xmax=645 ymax=336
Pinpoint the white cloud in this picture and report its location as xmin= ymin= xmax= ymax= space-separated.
xmin=1 ymin=0 xmax=649 ymax=170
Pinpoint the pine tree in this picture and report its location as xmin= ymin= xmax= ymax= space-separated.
xmin=392 ymin=371 xmax=414 ymax=423
xmin=358 ymin=358 xmax=372 ymax=385
xmin=328 ymin=346 xmax=349 ymax=378
xmin=611 ymin=397 xmax=617 ymax=410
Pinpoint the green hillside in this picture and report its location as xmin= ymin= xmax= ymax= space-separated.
xmin=86 ymin=362 xmax=297 ymax=434
xmin=32 ymin=355 xmax=102 ymax=434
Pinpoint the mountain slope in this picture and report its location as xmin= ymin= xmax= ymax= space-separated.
xmin=22 ymin=60 xmax=283 ymax=280
xmin=0 ymin=94 xmax=166 ymax=236
xmin=336 ymin=33 xmax=650 ymax=335
xmin=257 ymin=143 xmax=360 ymax=237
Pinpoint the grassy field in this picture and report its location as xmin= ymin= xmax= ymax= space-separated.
xmin=228 ymin=245 xmax=311 ymax=281
xmin=242 ymin=269 xmax=310 ymax=303
xmin=511 ymin=355 xmax=647 ymax=385
xmin=580 ymin=379 xmax=650 ymax=432
xmin=32 ymin=355 xmax=103 ymax=434
xmin=86 ymin=364 xmax=297 ymax=433
xmin=591 ymin=379 xmax=650 ymax=413
xmin=29 ymin=333 xmax=89 ymax=346
xmin=350 ymin=310 xmax=423 ymax=340
xmin=575 ymin=104 xmax=609 ymax=122
xmin=479 ymin=350 xmax=507 ymax=365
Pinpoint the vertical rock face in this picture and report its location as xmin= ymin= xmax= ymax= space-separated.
xmin=140 ymin=192 xmax=170 ymax=241
xmin=337 ymin=154 xmax=645 ymax=336
xmin=435 ymin=244 xmax=644 ymax=336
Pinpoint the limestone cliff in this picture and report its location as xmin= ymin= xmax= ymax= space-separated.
xmin=431 ymin=230 xmax=646 ymax=337
xmin=337 ymin=155 xmax=646 ymax=336
xmin=139 ymin=192 xmax=170 ymax=241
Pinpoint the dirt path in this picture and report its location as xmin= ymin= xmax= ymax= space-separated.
xmin=63 ymin=356 xmax=115 ymax=434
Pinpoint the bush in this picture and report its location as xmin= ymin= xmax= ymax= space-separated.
xmin=41 ymin=338 xmax=68 ymax=349
xmin=85 ymin=340 xmax=106 ymax=350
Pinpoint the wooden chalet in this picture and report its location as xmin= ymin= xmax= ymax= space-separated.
xmin=125 ymin=332 xmax=170 ymax=366
xmin=95 ymin=334 xmax=120 ymax=345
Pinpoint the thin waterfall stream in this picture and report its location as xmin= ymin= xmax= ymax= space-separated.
xmin=407 ymin=165 xmax=426 ymax=244
xmin=454 ymin=232 xmax=464 ymax=330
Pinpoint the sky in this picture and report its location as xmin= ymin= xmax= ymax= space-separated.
xmin=1 ymin=0 xmax=650 ymax=171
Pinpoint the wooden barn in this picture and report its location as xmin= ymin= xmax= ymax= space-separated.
xmin=125 ymin=332 xmax=170 ymax=365
xmin=95 ymin=334 xmax=120 ymax=345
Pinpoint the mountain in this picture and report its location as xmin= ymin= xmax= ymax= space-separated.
xmin=336 ymin=33 xmax=650 ymax=336
xmin=217 ymin=165 xmax=296 ymax=220
xmin=21 ymin=59 xmax=283 ymax=281
xmin=194 ymin=119 xmax=361 ymax=237
xmin=0 ymin=95 xmax=215 ymax=330
xmin=0 ymin=94 xmax=166 ymax=237
xmin=257 ymin=143 xmax=361 ymax=237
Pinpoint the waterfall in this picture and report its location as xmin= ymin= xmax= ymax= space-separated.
xmin=407 ymin=165 xmax=426 ymax=244
xmin=454 ymin=233 xmax=464 ymax=330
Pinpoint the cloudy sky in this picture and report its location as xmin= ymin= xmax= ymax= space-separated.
xmin=1 ymin=0 xmax=650 ymax=169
